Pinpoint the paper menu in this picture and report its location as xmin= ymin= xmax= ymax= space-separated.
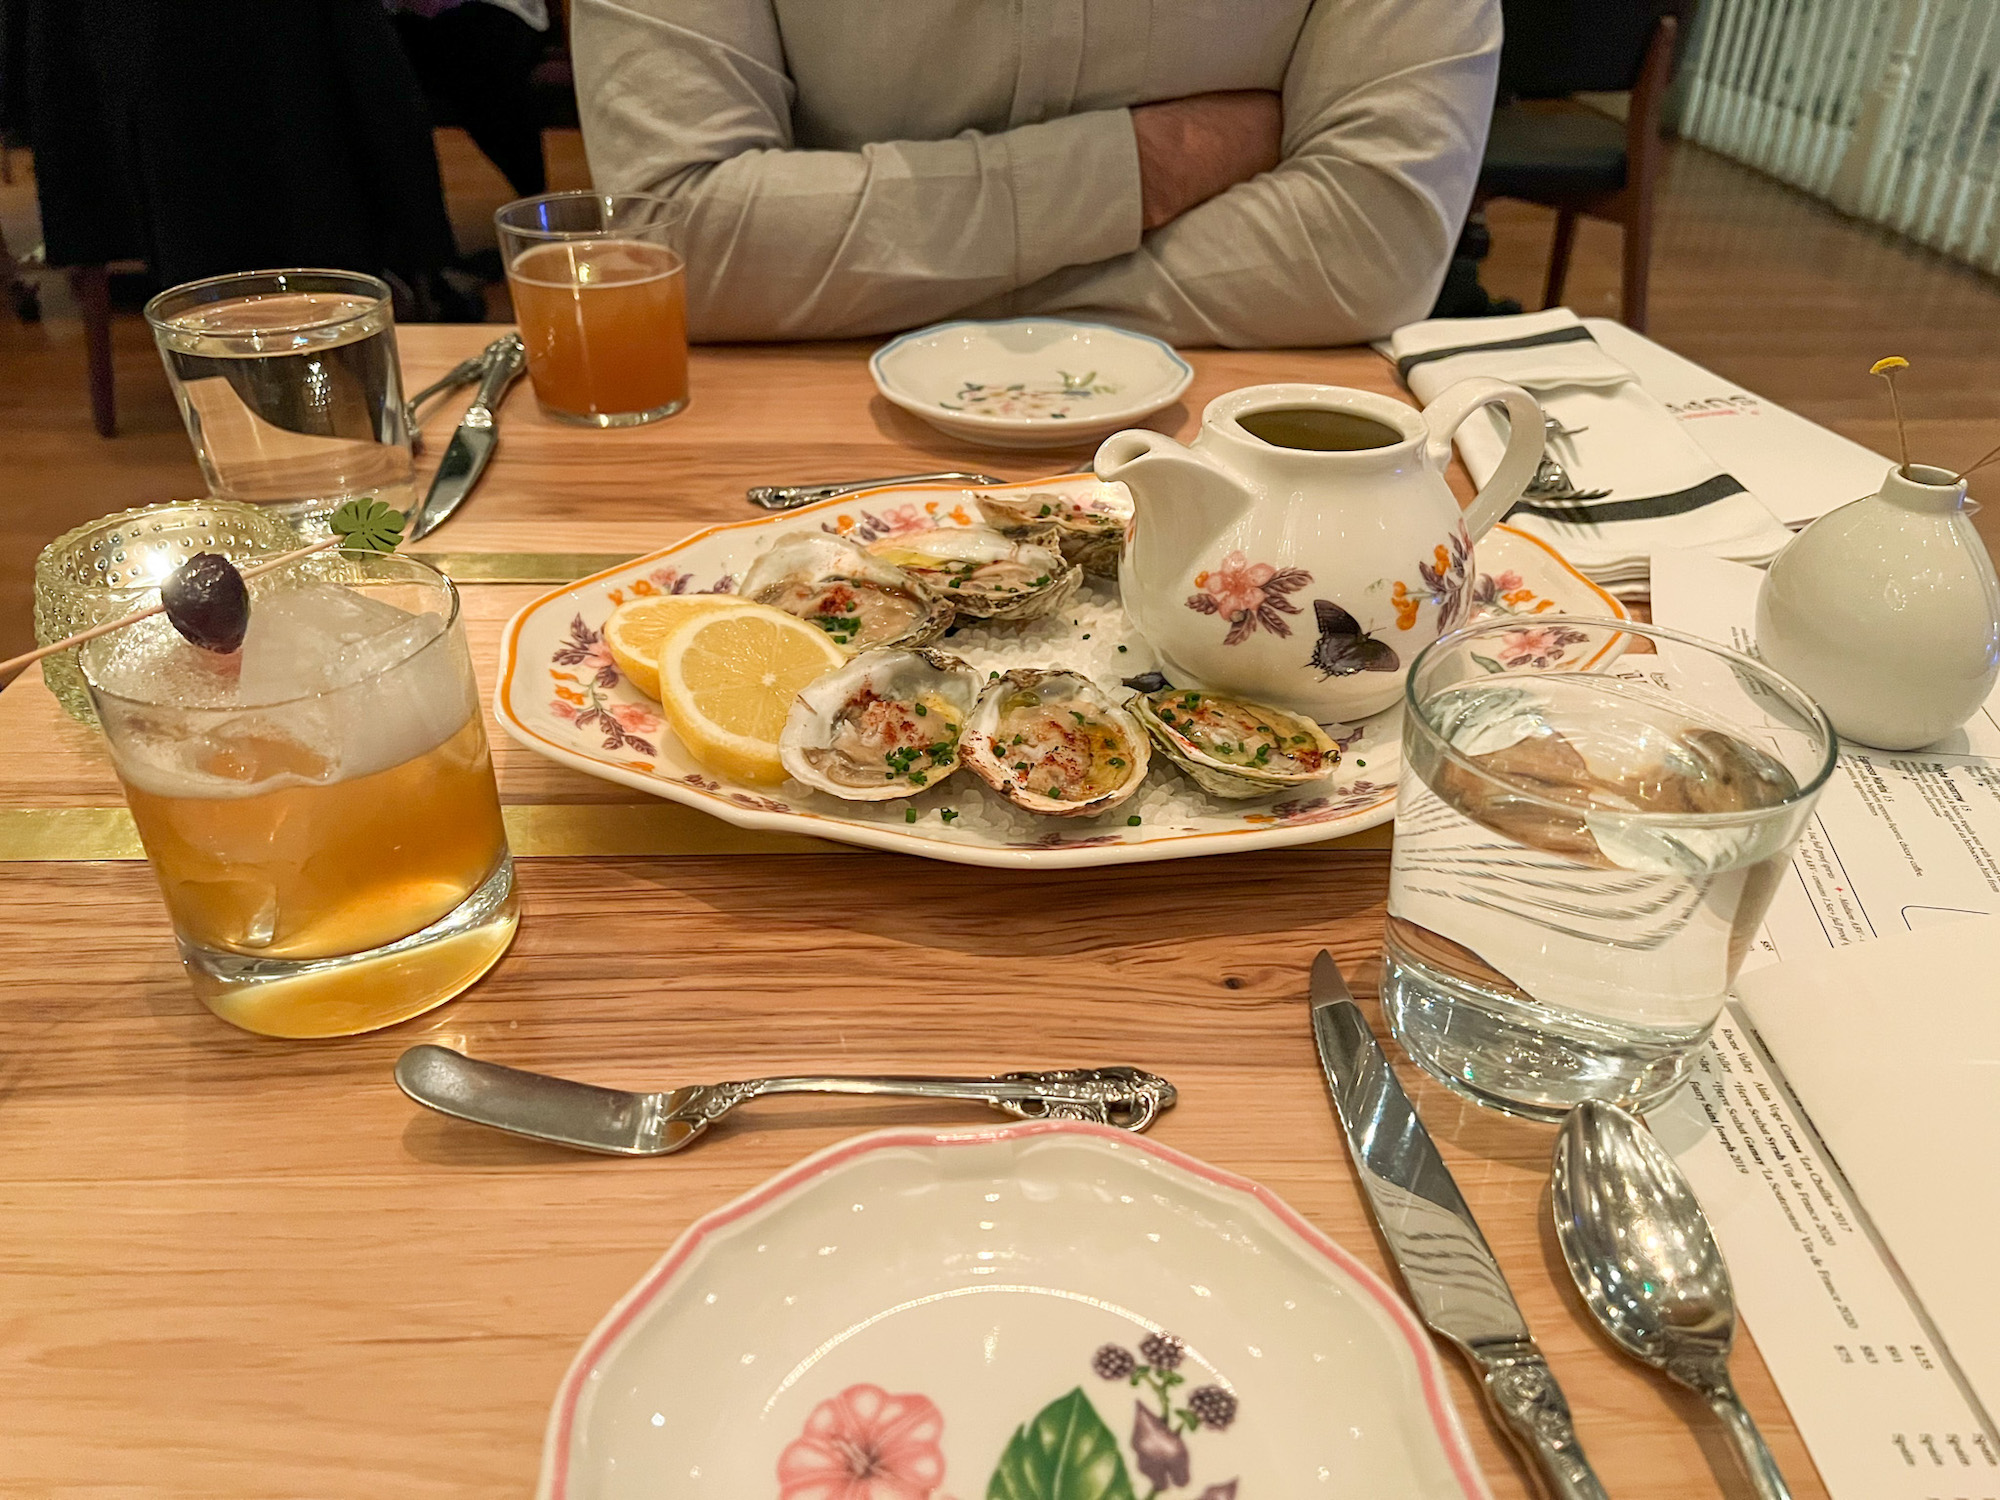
xmin=1650 ymin=1017 xmax=2000 ymax=1499
xmin=1732 ymin=918 xmax=2000 ymax=1436
xmin=1643 ymin=547 xmax=2000 ymax=1497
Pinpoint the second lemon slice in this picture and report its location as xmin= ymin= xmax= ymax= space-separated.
xmin=657 ymin=602 xmax=846 ymax=785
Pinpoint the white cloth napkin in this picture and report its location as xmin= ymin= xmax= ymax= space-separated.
xmin=1733 ymin=915 xmax=2000 ymax=1424
xmin=1387 ymin=311 xmax=1795 ymax=594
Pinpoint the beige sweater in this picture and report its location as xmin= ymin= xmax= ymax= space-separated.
xmin=572 ymin=0 xmax=1499 ymax=346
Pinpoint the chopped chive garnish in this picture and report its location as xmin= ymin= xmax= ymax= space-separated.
xmin=1126 ymin=815 xmax=1141 ymax=826
xmin=905 ymin=808 xmax=918 ymax=823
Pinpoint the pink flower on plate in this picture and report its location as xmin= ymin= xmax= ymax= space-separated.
xmin=1492 ymin=623 xmax=1590 ymax=670
xmin=550 ymin=699 xmax=579 ymax=722
xmin=777 ymin=1384 xmax=947 ymax=1500
xmin=609 ymin=701 xmax=661 ymax=733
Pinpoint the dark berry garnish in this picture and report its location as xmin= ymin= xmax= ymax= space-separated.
xmin=1188 ymin=1385 xmax=1238 ymax=1429
xmin=1139 ymin=1331 xmax=1185 ymax=1370
xmin=1092 ymin=1344 xmax=1136 ymax=1380
xmin=161 ymin=553 xmax=251 ymax=654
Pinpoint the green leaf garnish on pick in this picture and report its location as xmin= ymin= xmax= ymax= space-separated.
xmin=328 ymin=498 xmax=406 ymax=554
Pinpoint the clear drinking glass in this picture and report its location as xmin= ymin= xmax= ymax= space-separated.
xmin=144 ymin=269 xmax=417 ymax=530
xmin=496 ymin=192 xmax=689 ymax=427
xmin=1383 ymin=616 xmax=1836 ymax=1120
xmin=80 ymin=553 xmax=518 ymax=1038
xmin=34 ymin=500 xmax=296 ymax=726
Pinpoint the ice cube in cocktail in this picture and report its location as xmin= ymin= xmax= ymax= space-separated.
xmin=81 ymin=556 xmax=515 ymax=1037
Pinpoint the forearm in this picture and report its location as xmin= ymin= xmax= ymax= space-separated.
xmin=997 ymin=0 xmax=1500 ymax=348
xmin=639 ymin=114 xmax=1146 ymax=341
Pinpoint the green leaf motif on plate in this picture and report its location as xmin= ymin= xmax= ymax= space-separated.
xmin=988 ymin=1387 xmax=1136 ymax=1500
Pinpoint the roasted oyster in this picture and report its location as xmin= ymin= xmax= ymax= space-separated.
xmin=865 ymin=525 xmax=1081 ymax=621
xmin=975 ymin=484 xmax=1132 ymax=577
xmin=962 ymin=668 xmax=1151 ymax=817
xmin=740 ymin=532 xmax=953 ymax=653
xmin=1132 ymin=686 xmax=1340 ymax=798
xmin=779 ymin=648 xmax=980 ymax=801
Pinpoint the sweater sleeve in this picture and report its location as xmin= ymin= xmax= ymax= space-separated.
xmin=988 ymin=0 xmax=1502 ymax=347
xmin=571 ymin=0 xmax=1145 ymax=340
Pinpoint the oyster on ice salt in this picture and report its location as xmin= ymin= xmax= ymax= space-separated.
xmin=779 ymin=648 xmax=979 ymax=801
xmin=865 ymin=525 xmax=1081 ymax=621
xmin=962 ymin=668 xmax=1151 ymax=817
xmin=1132 ymin=686 xmax=1340 ymax=798
xmin=975 ymin=484 xmax=1132 ymax=577
xmin=740 ymin=532 xmax=952 ymax=653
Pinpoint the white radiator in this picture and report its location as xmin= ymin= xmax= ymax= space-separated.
xmin=1681 ymin=0 xmax=2000 ymax=274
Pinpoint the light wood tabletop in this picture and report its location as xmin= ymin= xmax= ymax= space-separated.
xmin=0 ymin=326 xmax=1826 ymax=1499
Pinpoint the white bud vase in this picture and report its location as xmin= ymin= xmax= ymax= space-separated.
xmin=1756 ymin=463 xmax=2000 ymax=751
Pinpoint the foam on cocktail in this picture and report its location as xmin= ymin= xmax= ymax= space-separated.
xmin=88 ymin=581 xmax=474 ymax=799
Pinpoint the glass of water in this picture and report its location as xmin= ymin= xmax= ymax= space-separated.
xmin=144 ymin=269 xmax=417 ymax=531
xmin=1384 ymin=616 xmax=1835 ymax=1120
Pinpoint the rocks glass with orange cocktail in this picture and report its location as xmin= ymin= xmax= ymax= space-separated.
xmin=79 ymin=518 xmax=517 ymax=1039
xmin=497 ymin=192 xmax=690 ymax=428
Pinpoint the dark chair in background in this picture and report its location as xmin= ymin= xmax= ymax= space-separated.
xmin=1477 ymin=0 xmax=1686 ymax=332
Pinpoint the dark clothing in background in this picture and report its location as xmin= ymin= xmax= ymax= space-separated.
xmin=24 ymin=0 xmax=457 ymax=287
xmin=392 ymin=2 xmax=548 ymax=197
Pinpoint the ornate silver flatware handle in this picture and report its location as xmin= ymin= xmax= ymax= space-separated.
xmin=1479 ymin=1347 xmax=1610 ymax=1500
xmin=746 ymin=471 xmax=1006 ymax=509
xmin=688 ymin=1067 xmax=1177 ymax=1131
xmin=394 ymin=1045 xmax=1175 ymax=1156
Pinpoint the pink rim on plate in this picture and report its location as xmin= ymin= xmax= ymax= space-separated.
xmin=537 ymin=1118 xmax=1492 ymax=1500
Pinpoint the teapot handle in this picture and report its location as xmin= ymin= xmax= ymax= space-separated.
xmin=1421 ymin=378 xmax=1546 ymax=542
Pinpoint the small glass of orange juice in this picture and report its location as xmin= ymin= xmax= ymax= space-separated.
xmin=496 ymin=192 xmax=689 ymax=428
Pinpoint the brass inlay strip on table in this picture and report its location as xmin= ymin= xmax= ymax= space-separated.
xmin=0 ymin=805 xmax=1390 ymax=862
xmin=406 ymin=552 xmax=639 ymax=585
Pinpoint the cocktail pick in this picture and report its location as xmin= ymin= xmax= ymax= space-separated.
xmin=0 ymin=500 xmax=407 ymax=679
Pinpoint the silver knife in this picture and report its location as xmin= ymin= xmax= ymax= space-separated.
xmin=407 ymin=333 xmax=526 ymax=541
xmin=1310 ymin=950 xmax=1609 ymax=1500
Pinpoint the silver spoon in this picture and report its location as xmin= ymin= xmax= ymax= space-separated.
xmin=1552 ymin=1100 xmax=1793 ymax=1500
xmin=395 ymin=1044 xmax=1176 ymax=1156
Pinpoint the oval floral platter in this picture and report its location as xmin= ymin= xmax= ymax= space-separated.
xmin=537 ymin=1121 xmax=1493 ymax=1500
xmin=494 ymin=475 xmax=1627 ymax=870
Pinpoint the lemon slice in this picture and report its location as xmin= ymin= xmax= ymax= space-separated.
xmin=604 ymin=593 xmax=736 ymax=701
xmin=657 ymin=602 xmax=846 ymax=784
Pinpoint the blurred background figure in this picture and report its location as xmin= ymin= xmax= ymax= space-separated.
xmin=386 ymin=0 xmax=552 ymax=200
xmin=571 ymin=0 xmax=1503 ymax=346
xmin=23 ymin=0 xmax=478 ymax=319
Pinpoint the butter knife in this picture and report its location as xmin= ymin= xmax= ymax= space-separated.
xmin=407 ymin=333 xmax=526 ymax=541
xmin=1309 ymin=950 xmax=1608 ymax=1500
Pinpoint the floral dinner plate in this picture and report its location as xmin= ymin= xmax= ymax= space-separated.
xmin=870 ymin=319 xmax=1195 ymax=449
xmin=537 ymin=1121 xmax=1492 ymax=1499
xmin=493 ymin=476 xmax=1627 ymax=870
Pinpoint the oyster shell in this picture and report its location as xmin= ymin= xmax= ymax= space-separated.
xmin=865 ymin=525 xmax=1081 ymax=621
xmin=963 ymin=668 xmax=1151 ymax=817
xmin=1132 ymin=687 xmax=1340 ymax=798
xmin=779 ymin=648 xmax=979 ymax=801
xmin=975 ymin=484 xmax=1132 ymax=577
xmin=740 ymin=533 xmax=953 ymax=653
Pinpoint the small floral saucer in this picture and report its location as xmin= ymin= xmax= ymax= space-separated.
xmin=493 ymin=476 xmax=1626 ymax=870
xmin=537 ymin=1121 xmax=1493 ymax=1500
xmin=870 ymin=319 xmax=1194 ymax=449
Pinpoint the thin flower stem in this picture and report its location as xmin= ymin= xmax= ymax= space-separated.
xmin=0 ymin=535 xmax=342 ymax=679
xmin=1957 ymin=441 xmax=2000 ymax=481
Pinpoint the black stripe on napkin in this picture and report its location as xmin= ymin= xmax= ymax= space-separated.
xmin=1395 ymin=324 xmax=1599 ymax=382
xmin=1505 ymin=473 xmax=1748 ymax=525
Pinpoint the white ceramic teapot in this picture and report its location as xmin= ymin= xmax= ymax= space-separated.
xmin=1096 ymin=380 xmax=1545 ymax=721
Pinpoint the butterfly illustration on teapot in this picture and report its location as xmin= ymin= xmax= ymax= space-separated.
xmin=1097 ymin=381 xmax=1544 ymax=722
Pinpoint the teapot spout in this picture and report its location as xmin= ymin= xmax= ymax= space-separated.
xmin=1094 ymin=429 xmax=1249 ymax=541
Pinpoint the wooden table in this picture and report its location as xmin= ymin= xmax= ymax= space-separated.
xmin=0 ymin=328 xmax=1826 ymax=1498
